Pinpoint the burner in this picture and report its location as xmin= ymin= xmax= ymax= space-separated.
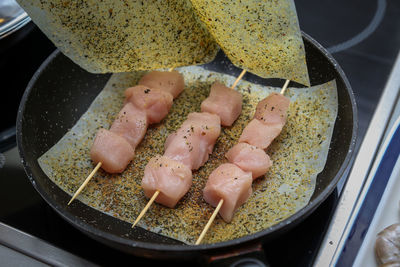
xmin=296 ymin=0 xmax=384 ymax=53
xmin=298 ymin=0 xmax=400 ymax=150
xmin=327 ymin=0 xmax=386 ymax=53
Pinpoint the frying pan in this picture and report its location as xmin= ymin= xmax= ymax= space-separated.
xmin=16 ymin=32 xmax=357 ymax=262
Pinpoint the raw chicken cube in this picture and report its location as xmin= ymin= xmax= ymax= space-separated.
xmin=110 ymin=103 xmax=148 ymax=149
xmin=254 ymin=92 xmax=290 ymax=125
xmin=164 ymin=112 xmax=221 ymax=170
xmin=238 ymin=119 xmax=282 ymax=149
xmin=184 ymin=112 xmax=221 ymax=142
xmin=90 ymin=128 xmax=135 ymax=173
xmin=201 ymin=82 xmax=242 ymax=126
xmin=142 ymin=155 xmax=192 ymax=208
xmin=138 ymin=70 xmax=184 ymax=98
xmin=203 ymin=163 xmax=252 ymax=222
xmin=125 ymin=85 xmax=173 ymax=124
xmin=225 ymin=143 xmax=272 ymax=179
xmin=164 ymin=129 xmax=201 ymax=170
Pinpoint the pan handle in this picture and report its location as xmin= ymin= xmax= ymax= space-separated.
xmin=205 ymin=242 xmax=270 ymax=267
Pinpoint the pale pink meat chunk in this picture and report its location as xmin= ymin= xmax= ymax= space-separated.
xmin=254 ymin=92 xmax=290 ymax=125
xmin=225 ymin=143 xmax=272 ymax=179
xmin=184 ymin=112 xmax=221 ymax=142
xmin=203 ymin=163 xmax=252 ymax=222
xmin=238 ymin=119 xmax=282 ymax=149
xmin=200 ymin=82 xmax=242 ymax=126
xmin=138 ymin=70 xmax=184 ymax=98
xmin=164 ymin=112 xmax=221 ymax=170
xmin=90 ymin=129 xmax=135 ymax=173
xmin=110 ymin=103 xmax=148 ymax=148
xmin=164 ymin=131 xmax=201 ymax=170
xmin=124 ymin=85 xmax=173 ymax=124
xmin=142 ymin=155 xmax=192 ymax=208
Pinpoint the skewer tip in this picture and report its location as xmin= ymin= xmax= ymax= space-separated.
xmin=132 ymin=190 xmax=160 ymax=228
xmin=67 ymin=162 xmax=102 ymax=205
xmin=131 ymin=217 xmax=140 ymax=228
xmin=195 ymin=198 xmax=224 ymax=245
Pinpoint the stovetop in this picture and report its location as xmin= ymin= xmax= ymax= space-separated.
xmin=1 ymin=0 xmax=400 ymax=265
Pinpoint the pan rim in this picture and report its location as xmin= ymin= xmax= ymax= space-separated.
xmin=16 ymin=32 xmax=358 ymax=254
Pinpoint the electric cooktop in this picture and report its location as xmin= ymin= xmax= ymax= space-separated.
xmin=1 ymin=0 xmax=399 ymax=265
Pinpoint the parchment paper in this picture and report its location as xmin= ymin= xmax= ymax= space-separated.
xmin=16 ymin=0 xmax=219 ymax=73
xmin=39 ymin=67 xmax=337 ymax=244
xmin=190 ymin=0 xmax=310 ymax=86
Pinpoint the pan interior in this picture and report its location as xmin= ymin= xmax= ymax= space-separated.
xmin=17 ymin=35 xmax=355 ymax=252
xmin=37 ymin=66 xmax=336 ymax=244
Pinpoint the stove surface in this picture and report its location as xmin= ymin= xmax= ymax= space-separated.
xmin=1 ymin=0 xmax=400 ymax=265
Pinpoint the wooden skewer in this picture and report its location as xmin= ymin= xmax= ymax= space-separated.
xmin=280 ymin=79 xmax=290 ymax=95
xmin=195 ymin=79 xmax=290 ymax=244
xmin=67 ymin=67 xmax=179 ymax=206
xmin=231 ymin=69 xmax=247 ymax=89
xmin=132 ymin=190 xmax=160 ymax=228
xmin=132 ymin=70 xmax=247 ymax=228
xmin=68 ymin=162 xmax=102 ymax=205
xmin=195 ymin=199 xmax=224 ymax=245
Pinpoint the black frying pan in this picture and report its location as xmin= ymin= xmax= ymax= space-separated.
xmin=16 ymin=32 xmax=357 ymax=262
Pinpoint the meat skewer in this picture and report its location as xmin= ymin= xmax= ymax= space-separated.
xmin=195 ymin=79 xmax=290 ymax=245
xmin=68 ymin=70 xmax=184 ymax=205
xmin=132 ymin=70 xmax=246 ymax=227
